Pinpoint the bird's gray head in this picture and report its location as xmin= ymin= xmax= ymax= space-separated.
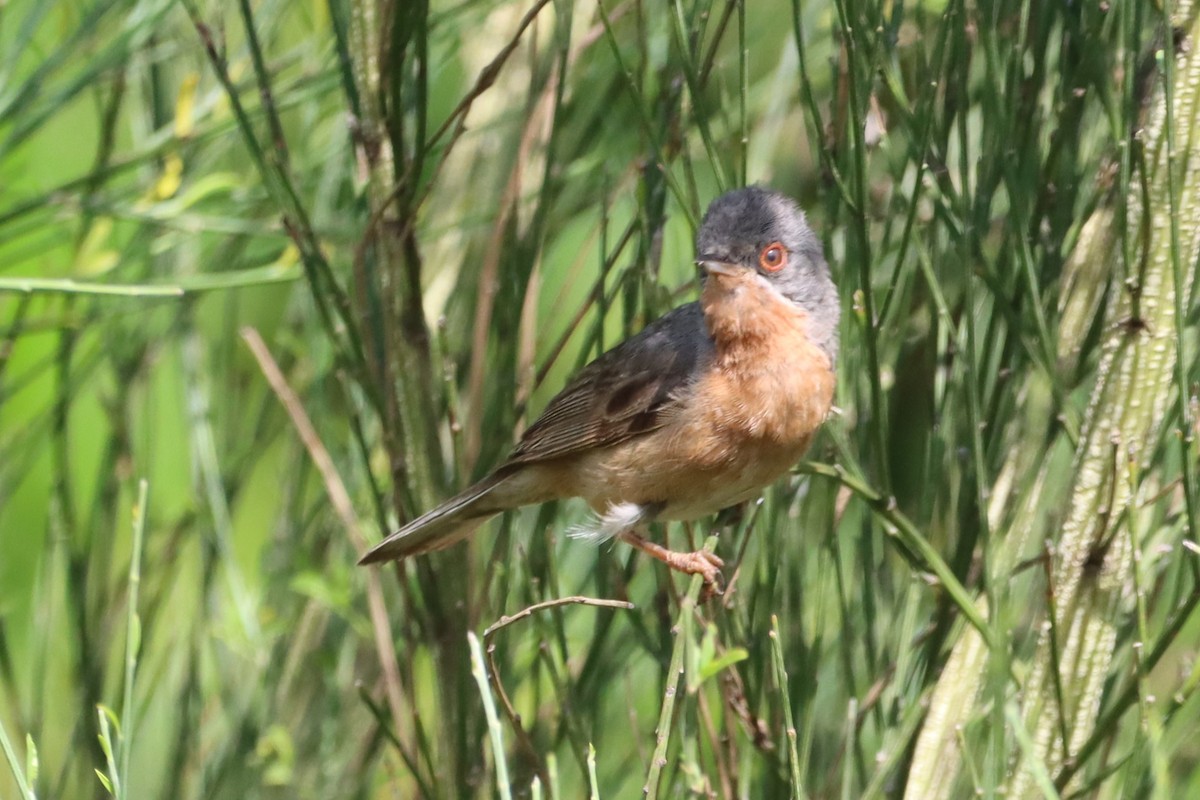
xmin=695 ymin=186 xmax=840 ymax=365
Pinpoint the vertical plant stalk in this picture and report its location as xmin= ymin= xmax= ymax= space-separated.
xmin=346 ymin=3 xmax=471 ymax=795
xmin=1013 ymin=3 xmax=1200 ymax=793
xmin=118 ymin=479 xmax=148 ymax=789
xmin=587 ymin=743 xmax=600 ymax=800
xmin=643 ymin=535 xmax=717 ymax=800
xmin=347 ymin=0 xmax=442 ymax=518
xmin=468 ymin=632 xmax=514 ymax=800
xmin=904 ymin=608 xmax=990 ymax=799
xmin=770 ymin=615 xmax=809 ymax=800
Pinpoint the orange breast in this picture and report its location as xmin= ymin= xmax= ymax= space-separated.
xmin=562 ymin=271 xmax=835 ymax=520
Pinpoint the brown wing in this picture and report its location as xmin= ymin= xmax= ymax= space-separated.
xmin=504 ymin=302 xmax=714 ymax=467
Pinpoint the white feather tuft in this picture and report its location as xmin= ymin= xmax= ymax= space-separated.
xmin=568 ymin=502 xmax=646 ymax=544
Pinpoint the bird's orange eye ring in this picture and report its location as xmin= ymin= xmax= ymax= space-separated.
xmin=759 ymin=242 xmax=787 ymax=272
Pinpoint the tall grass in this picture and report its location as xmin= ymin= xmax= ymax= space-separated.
xmin=2 ymin=0 xmax=1199 ymax=797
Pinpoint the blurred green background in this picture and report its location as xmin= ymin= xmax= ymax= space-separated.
xmin=2 ymin=0 xmax=1200 ymax=797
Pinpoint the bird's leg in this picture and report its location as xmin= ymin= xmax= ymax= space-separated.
xmin=617 ymin=529 xmax=725 ymax=597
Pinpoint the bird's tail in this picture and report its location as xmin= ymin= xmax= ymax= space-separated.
xmin=358 ymin=474 xmax=505 ymax=565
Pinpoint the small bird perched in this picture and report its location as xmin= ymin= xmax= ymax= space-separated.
xmin=360 ymin=187 xmax=839 ymax=594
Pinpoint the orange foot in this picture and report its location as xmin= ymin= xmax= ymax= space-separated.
xmin=618 ymin=531 xmax=725 ymax=599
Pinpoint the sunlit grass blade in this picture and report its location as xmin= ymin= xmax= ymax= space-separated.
xmin=0 ymin=717 xmax=36 ymax=800
xmin=468 ymin=631 xmax=513 ymax=800
xmin=770 ymin=614 xmax=808 ymax=800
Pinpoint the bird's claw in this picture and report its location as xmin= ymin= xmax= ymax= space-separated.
xmin=665 ymin=549 xmax=725 ymax=601
xmin=616 ymin=530 xmax=726 ymax=602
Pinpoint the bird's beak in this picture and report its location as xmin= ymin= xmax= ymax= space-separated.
xmin=698 ymin=259 xmax=740 ymax=278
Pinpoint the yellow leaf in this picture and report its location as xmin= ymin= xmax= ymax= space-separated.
xmin=174 ymin=73 xmax=199 ymax=139
xmin=269 ymin=243 xmax=301 ymax=270
xmin=154 ymin=152 xmax=184 ymax=200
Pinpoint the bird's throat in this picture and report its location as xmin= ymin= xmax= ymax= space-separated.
xmin=701 ymin=271 xmax=805 ymax=357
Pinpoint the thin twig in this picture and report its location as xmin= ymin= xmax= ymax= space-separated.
xmin=482 ymin=596 xmax=636 ymax=796
xmin=484 ymin=596 xmax=635 ymax=640
xmin=484 ymin=642 xmax=551 ymax=796
xmin=420 ymin=0 xmax=556 ymax=174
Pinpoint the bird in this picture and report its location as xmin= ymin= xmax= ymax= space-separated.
xmin=359 ymin=186 xmax=839 ymax=594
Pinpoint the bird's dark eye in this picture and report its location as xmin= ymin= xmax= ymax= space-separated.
xmin=759 ymin=242 xmax=787 ymax=272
